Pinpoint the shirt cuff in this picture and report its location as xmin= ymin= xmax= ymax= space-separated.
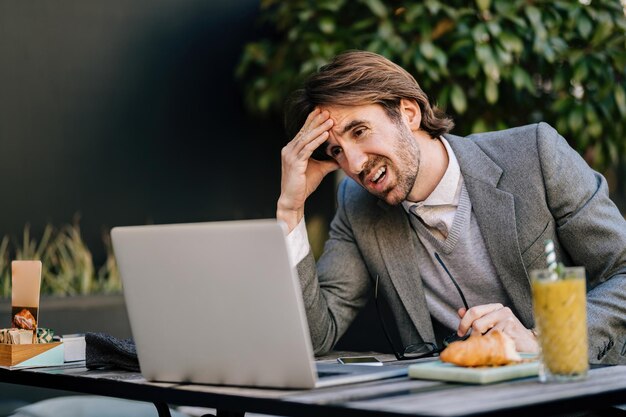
xmin=284 ymin=217 xmax=311 ymax=267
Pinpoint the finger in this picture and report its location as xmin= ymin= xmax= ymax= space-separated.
xmin=457 ymin=308 xmax=467 ymax=318
xmin=287 ymin=109 xmax=322 ymax=150
xmin=301 ymin=116 xmax=334 ymax=147
xmin=457 ymin=303 xmax=503 ymax=336
xmin=294 ymin=119 xmax=333 ymax=159
xmin=471 ymin=306 xmax=514 ymax=335
xmin=491 ymin=320 xmax=510 ymax=334
xmin=490 ymin=316 xmax=538 ymax=352
xmin=299 ymin=108 xmax=322 ymax=134
xmin=292 ymin=117 xmax=333 ymax=156
xmin=296 ymin=130 xmax=331 ymax=160
xmin=297 ymin=109 xmax=329 ymax=140
xmin=285 ymin=117 xmax=334 ymax=159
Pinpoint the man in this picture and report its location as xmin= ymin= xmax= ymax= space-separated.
xmin=277 ymin=50 xmax=626 ymax=364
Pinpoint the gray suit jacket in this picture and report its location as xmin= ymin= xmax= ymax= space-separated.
xmin=297 ymin=122 xmax=626 ymax=364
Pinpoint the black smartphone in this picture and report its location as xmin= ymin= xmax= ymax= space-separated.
xmin=337 ymin=356 xmax=383 ymax=366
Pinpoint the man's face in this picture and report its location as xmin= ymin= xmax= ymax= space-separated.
xmin=322 ymin=104 xmax=420 ymax=205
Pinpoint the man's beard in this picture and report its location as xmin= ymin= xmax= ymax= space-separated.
xmin=361 ymin=124 xmax=420 ymax=205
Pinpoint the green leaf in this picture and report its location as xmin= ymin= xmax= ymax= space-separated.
xmin=476 ymin=44 xmax=500 ymax=81
xmin=471 ymin=118 xmax=489 ymax=133
xmin=512 ymin=67 xmax=528 ymax=90
xmin=615 ymin=87 xmax=626 ymax=117
xmin=287 ymin=27 xmax=299 ymax=41
xmin=504 ymin=14 xmax=528 ymax=29
xmin=486 ymin=21 xmax=501 ymax=38
xmin=573 ymin=63 xmax=588 ymax=83
xmin=485 ymin=78 xmax=499 ymax=104
xmin=405 ymin=4 xmax=425 ymax=22
xmin=590 ymin=20 xmax=614 ymax=46
xmin=466 ymin=60 xmax=480 ymax=78
xmin=319 ymin=17 xmax=335 ymax=34
xmin=413 ymin=55 xmax=425 ymax=73
xmin=352 ymin=18 xmax=376 ymax=31
xmin=525 ymin=6 xmax=542 ymax=27
xmin=495 ymin=45 xmax=512 ymax=65
xmin=426 ymin=66 xmax=441 ymax=82
xmin=541 ymin=42 xmax=556 ymax=63
xmin=556 ymin=117 xmax=568 ymax=134
xmin=449 ymin=38 xmax=473 ymax=55
xmin=450 ymin=84 xmax=467 ymax=114
xmin=433 ymin=48 xmax=448 ymax=73
xmin=472 ymin=24 xmax=490 ymax=44
xmin=420 ymin=41 xmax=436 ymax=59
xmin=588 ymin=122 xmax=603 ymax=139
xmin=424 ymin=0 xmax=442 ymax=15
xmin=475 ymin=0 xmax=490 ymax=12
xmin=585 ymin=104 xmax=597 ymax=123
xmin=318 ymin=0 xmax=345 ymax=12
xmin=550 ymin=37 xmax=568 ymax=55
xmin=526 ymin=6 xmax=547 ymax=41
xmin=551 ymin=97 xmax=572 ymax=114
xmin=298 ymin=10 xmax=314 ymax=22
xmin=577 ymin=15 xmax=593 ymax=38
xmin=494 ymin=1 xmax=515 ymax=16
xmin=361 ymin=0 xmax=387 ymax=18
xmin=568 ymin=107 xmax=584 ymax=132
xmin=437 ymin=84 xmax=451 ymax=108
xmin=498 ymin=32 xmax=524 ymax=54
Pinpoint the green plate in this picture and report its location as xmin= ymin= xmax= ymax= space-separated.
xmin=408 ymin=356 xmax=539 ymax=385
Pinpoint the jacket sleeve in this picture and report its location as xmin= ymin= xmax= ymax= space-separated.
xmin=536 ymin=122 xmax=626 ymax=364
xmin=296 ymin=179 xmax=372 ymax=355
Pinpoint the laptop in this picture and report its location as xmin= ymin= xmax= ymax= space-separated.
xmin=111 ymin=219 xmax=406 ymax=389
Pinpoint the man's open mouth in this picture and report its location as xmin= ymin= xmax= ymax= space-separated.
xmin=371 ymin=166 xmax=386 ymax=184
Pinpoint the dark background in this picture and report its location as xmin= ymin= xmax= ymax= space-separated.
xmin=0 ymin=0 xmax=336 ymax=265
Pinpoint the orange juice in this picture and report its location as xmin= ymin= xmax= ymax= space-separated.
xmin=531 ymin=267 xmax=588 ymax=381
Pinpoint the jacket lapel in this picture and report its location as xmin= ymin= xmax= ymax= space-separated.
xmin=446 ymin=135 xmax=533 ymax=327
xmin=374 ymin=202 xmax=435 ymax=343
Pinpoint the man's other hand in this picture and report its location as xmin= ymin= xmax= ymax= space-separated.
xmin=457 ymin=303 xmax=539 ymax=353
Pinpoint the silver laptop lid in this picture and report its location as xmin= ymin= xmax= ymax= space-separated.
xmin=112 ymin=219 xmax=318 ymax=388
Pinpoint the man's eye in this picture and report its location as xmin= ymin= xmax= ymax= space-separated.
xmin=329 ymin=147 xmax=343 ymax=157
xmin=354 ymin=128 xmax=366 ymax=138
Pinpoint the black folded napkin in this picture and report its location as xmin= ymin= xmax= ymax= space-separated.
xmin=85 ymin=332 xmax=141 ymax=372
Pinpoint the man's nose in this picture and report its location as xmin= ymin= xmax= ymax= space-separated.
xmin=344 ymin=146 xmax=367 ymax=176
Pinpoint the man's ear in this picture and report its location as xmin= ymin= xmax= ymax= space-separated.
xmin=399 ymin=98 xmax=422 ymax=132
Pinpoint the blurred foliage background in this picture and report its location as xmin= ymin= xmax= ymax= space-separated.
xmin=0 ymin=219 xmax=120 ymax=298
xmin=238 ymin=0 xmax=626 ymax=171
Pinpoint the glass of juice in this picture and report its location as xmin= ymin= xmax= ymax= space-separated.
xmin=530 ymin=267 xmax=588 ymax=382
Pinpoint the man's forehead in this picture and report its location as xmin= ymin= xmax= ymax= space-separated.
xmin=322 ymin=104 xmax=381 ymax=132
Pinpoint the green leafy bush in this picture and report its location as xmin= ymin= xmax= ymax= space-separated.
xmin=0 ymin=221 xmax=120 ymax=298
xmin=238 ymin=0 xmax=626 ymax=170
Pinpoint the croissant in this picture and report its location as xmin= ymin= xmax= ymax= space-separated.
xmin=439 ymin=330 xmax=522 ymax=367
xmin=13 ymin=308 xmax=37 ymax=330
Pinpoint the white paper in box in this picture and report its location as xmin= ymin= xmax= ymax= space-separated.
xmin=61 ymin=334 xmax=85 ymax=362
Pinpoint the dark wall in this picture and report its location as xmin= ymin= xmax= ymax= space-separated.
xmin=0 ymin=0 xmax=309 ymax=263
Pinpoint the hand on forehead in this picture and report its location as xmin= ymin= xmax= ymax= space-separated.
xmin=319 ymin=104 xmax=374 ymax=137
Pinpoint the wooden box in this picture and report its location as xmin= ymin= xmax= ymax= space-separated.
xmin=0 ymin=342 xmax=64 ymax=368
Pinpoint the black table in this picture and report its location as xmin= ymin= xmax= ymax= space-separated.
xmin=1 ymin=358 xmax=625 ymax=417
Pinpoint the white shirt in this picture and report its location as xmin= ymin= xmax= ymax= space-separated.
xmin=401 ymin=137 xmax=462 ymax=240
xmin=285 ymin=137 xmax=462 ymax=266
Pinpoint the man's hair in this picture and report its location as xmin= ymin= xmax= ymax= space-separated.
xmin=284 ymin=50 xmax=454 ymax=158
